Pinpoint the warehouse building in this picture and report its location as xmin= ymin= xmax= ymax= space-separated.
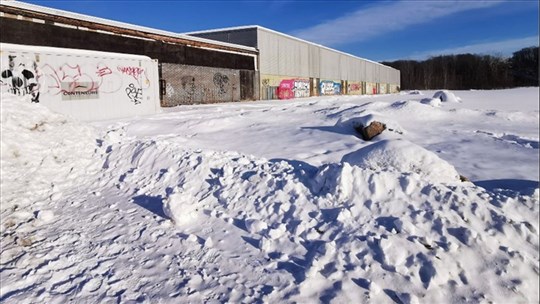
xmin=1 ymin=1 xmax=400 ymax=115
xmin=0 ymin=1 xmax=259 ymax=108
xmin=187 ymin=26 xmax=400 ymax=100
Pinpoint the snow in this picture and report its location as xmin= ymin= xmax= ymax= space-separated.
xmin=433 ymin=90 xmax=462 ymax=103
xmin=341 ymin=139 xmax=461 ymax=183
xmin=1 ymin=88 xmax=539 ymax=303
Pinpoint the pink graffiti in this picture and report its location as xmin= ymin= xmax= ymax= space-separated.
xmin=349 ymin=83 xmax=361 ymax=91
xmin=39 ymin=63 xmax=122 ymax=95
xmin=40 ymin=63 xmax=97 ymax=94
xmin=117 ymin=66 xmax=145 ymax=80
xmin=278 ymin=79 xmax=294 ymax=100
xmin=96 ymin=66 xmax=112 ymax=77
xmin=278 ymin=79 xmax=310 ymax=100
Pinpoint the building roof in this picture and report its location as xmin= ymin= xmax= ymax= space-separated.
xmin=0 ymin=1 xmax=258 ymax=55
xmin=185 ymin=25 xmax=397 ymax=70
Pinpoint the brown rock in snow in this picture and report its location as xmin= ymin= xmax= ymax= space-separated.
xmin=356 ymin=121 xmax=386 ymax=141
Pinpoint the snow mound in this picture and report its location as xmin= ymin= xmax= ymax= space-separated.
xmin=163 ymin=188 xmax=201 ymax=225
xmin=385 ymin=100 xmax=448 ymax=121
xmin=341 ymin=139 xmax=461 ymax=183
xmin=420 ymin=98 xmax=442 ymax=107
xmin=433 ymin=90 xmax=461 ymax=103
xmin=1 ymin=94 xmax=100 ymax=210
xmin=336 ymin=112 xmax=405 ymax=135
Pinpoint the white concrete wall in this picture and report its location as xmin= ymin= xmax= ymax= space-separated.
xmin=0 ymin=43 xmax=160 ymax=121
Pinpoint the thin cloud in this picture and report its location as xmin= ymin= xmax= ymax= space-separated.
xmin=399 ymin=36 xmax=539 ymax=61
xmin=291 ymin=0 xmax=504 ymax=46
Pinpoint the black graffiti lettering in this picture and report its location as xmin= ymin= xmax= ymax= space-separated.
xmin=125 ymin=83 xmax=143 ymax=105
xmin=1 ymin=70 xmax=13 ymax=78
xmin=213 ymin=73 xmax=229 ymax=95
xmin=1 ymin=55 xmax=40 ymax=102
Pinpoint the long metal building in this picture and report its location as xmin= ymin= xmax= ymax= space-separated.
xmin=1 ymin=0 xmax=400 ymax=113
xmin=187 ymin=26 xmax=401 ymax=100
xmin=0 ymin=1 xmax=259 ymax=108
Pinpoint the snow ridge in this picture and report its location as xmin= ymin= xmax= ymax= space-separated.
xmin=1 ymin=91 xmax=539 ymax=303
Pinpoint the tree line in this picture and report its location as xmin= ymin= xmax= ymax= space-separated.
xmin=381 ymin=46 xmax=539 ymax=90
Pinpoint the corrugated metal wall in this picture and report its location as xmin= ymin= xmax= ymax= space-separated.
xmin=308 ymin=45 xmax=320 ymax=78
xmin=193 ymin=27 xmax=400 ymax=98
xmin=258 ymin=31 xmax=311 ymax=77
xmin=257 ymin=28 xmax=399 ymax=87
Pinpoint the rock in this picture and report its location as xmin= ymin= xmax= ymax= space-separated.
xmin=355 ymin=121 xmax=386 ymax=141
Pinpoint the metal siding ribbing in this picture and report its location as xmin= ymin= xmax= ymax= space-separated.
xmin=320 ymin=48 xmax=340 ymax=80
xmin=339 ymin=55 xmax=349 ymax=80
xmin=256 ymin=27 xmax=399 ymax=87
xmin=259 ymin=29 xmax=310 ymax=78
xmin=394 ymin=69 xmax=401 ymax=85
xmin=364 ymin=61 xmax=374 ymax=82
xmin=380 ymin=66 xmax=388 ymax=83
xmin=355 ymin=60 xmax=366 ymax=82
xmin=278 ymin=37 xmax=298 ymax=76
xmin=308 ymin=44 xmax=320 ymax=78
xmin=258 ymin=29 xmax=279 ymax=75
xmin=299 ymin=43 xmax=310 ymax=77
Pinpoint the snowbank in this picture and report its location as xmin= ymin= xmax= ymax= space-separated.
xmin=420 ymin=97 xmax=442 ymax=107
xmin=1 ymin=94 xmax=99 ymax=210
xmin=341 ymin=139 xmax=461 ymax=183
xmin=1 ymin=89 xmax=538 ymax=303
xmin=433 ymin=90 xmax=461 ymax=102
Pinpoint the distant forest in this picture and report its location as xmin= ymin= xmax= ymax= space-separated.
xmin=381 ymin=46 xmax=539 ymax=90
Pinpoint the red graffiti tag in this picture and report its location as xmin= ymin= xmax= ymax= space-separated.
xmin=96 ymin=66 xmax=112 ymax=77
xmin=117 ymin=66 xmax=144 ymax=80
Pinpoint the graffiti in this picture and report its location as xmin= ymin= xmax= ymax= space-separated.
xmin=1 ymin=55 xmax=40 ymax=102
xmin=117 ymin=66 xmax=145 ymax=80
xmin=293 ymin=79 xmax=309 ymax=98
xmin=125 ymin=83 xmax=142 ymax=105
xmin=364 ymin=82 xmax=377 ymax=95
xmin=38 ymin=62 xmax=127 ymax=99
xmin=40 ymin=63 xmax=99 ymax=99
xmin=278 ymin=79 xmax=310 ymax=99
xmin=278 ymin=79 xmax=293 ymax=99
xmin=380 ymin=84 xmax=387 ymax=94
xmin=261 ymin=78 xmax=270 ymax=87
xmin=166 ymin=82 xmax=175 ymax=98
xmin=180 ymin=76 xmax=196 ymax=101
xmin=96 ymin=66 xmax=113 ymax=77
xmin=348 ymin=83 xmax=362 ymax=93
xmin=320 ymin=81 xmax=341 ymax=95
xmin=213 ymin=73 xmax=229 ymax=95
xmin=347 ymin=82 xmax=363 ymax=95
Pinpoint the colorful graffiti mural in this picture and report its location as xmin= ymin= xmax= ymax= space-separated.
xmin=319 ymin=80 xmax=341 ymax=96
xmin=347 ymin=82 xmax=362 ymax=95
xmin=278 ymin=79 xmax=309 ymax=99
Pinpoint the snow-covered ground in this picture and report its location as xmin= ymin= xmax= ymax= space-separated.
xmin=1 ymin=88 xmax=538 ymax=303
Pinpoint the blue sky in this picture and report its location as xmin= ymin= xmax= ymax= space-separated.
xmin=22 ymin=0 xmax=539 ymax=62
